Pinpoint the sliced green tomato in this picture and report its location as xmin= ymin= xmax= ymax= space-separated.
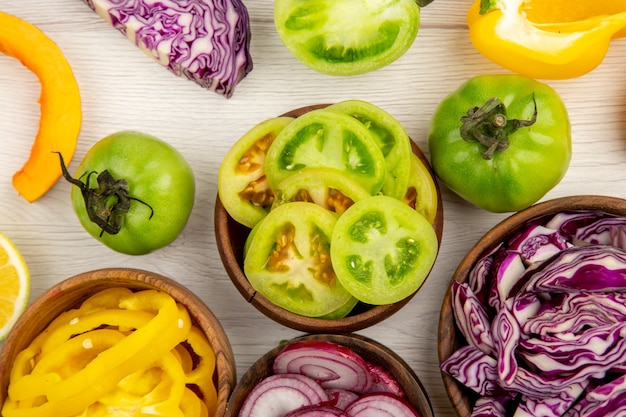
xmin=218 ymin=117 xmax=294 ymax=228
xmin=403 ymin=153 xmax=438 ymax=224
xmin=274 ymin=0 xmax=420 ymax=75
xmin=327 ymin=100 xmax=412 ymax=199
xmin=272 ymin=167 xmax=372 ymax=215
xmin=243 ymin=202 xmax=354 ymax=317
xmin=265 ymin=109 xmax=387 ymax=195
xmin=317 ymin=296 xmax=359 ymax=320
xmin=331 ymin=195 xmax=438 ymax=305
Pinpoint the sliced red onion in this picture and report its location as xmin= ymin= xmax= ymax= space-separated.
xmin=283 ymin=404 xmax=350 ymax=416
xmin=365 ymin=363 xmax=405 ymax=397
xmin=273 ymin=340 xmax=373 ymax=393
xmin=345 ymin=393 xmax=421 ymax=417
xmin=324 ymin=389 xmax=359 ymax=410
xmin=238 ymin=373 xmax=329 ymax=417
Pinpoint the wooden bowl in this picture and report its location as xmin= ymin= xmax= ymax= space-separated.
xmin=215 ymin=104 xmax=444 ymax=333
xmin=223 ymin=333 xmax=434 ymax=417
xmin=0 ymin=268 xmax=237 ymax=417
xmin=437 ymin=195 xmax=626 ymax=417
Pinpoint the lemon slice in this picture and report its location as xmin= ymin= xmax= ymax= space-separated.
xmin=0 ymin=232 xmax=30 ymax=341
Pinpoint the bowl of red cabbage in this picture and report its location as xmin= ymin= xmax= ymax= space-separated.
xmin=224 ymin=333 xmax=434 ymax=417
xmin=438 ymin=195 xmax=626 ymax=417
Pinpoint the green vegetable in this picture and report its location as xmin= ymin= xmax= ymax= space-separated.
xmin=265 ymin=109 xmax=387 ymax=195
xmin=327 ymin=99 xmax=412 ymax=200
xmin=428 ymin=74 xmax=571 ymax=213
xmin=61 ymin=130 xmax=195 ymax=255
xmin=218 ymin=117 xmax=294 ymax=228
xmin=274 ymin=0 xmax=420 ymax=76
xmin=331 ymin=195 xmax=438 ymax=305
xmin=243 ymin=201 xmax=356 ymax=317
xmin=271 ymin=167 xmax=371 ymax=215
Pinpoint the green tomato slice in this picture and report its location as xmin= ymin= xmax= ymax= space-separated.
xmin=218 ymin=117 xmax=294 ymax=228
xmin=265 ymin=109 xmax=387 ymax=195
xmin=403 ymin=153 xmax=438 ymax=225
xmin=272 ymin=167 xmax=371 ymax=215
xmin=274 ymin=0 xmax=420 ymax=75
xmin=331 ymin=195 xmax=438 ymax=305
xmin=244 ymin=202 xmax=354 ymax=317
xmin=327 ymin=100 xmax=412 ymax=200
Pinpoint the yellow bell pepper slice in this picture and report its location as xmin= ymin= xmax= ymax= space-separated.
xmin=3 ymin=290 xmax=192 ymax=417
xmin=183 ymin=326 xmax=218 ymax=417
xmin=467 ymin=0 xmax=626 ymax=79
xmin=0 ymin=11 xmax=82 ymax=202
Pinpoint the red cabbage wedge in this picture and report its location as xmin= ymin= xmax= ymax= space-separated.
xmin=83 ymin=0 xmax=253 ymax=97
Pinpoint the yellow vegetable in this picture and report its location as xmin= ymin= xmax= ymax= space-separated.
xmin=0 ymin=10 xmax=81 ymax=202
xmin=467 ymin=0 xmax=626 ymax=79
xmin=3 ymin=289 xmax=218 ymax=417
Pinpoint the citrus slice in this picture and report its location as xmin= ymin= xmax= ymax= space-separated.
xmin=0 ymin=232 xmax=30 ymax=341
xmin=467 ymin=0 xmax=626 ymax=79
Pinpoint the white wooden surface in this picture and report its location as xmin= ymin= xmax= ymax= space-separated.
xmin=1 ymin=1 xmax=626 ymax=415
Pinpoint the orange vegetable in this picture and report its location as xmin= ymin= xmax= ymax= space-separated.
xmin=0 ymin=10 xmax=81 ymax=202
xmin=467 ymin=0 xmax=626 ymax=79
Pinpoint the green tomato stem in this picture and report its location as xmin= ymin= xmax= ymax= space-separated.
xmin=459 ymin=95 xmax=537 ymax=159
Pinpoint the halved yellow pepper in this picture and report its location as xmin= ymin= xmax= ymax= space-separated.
xmin=0 ymin=10 xmax=81 ymax=202
xmin=467 ymin=0 xmax=626 ymax=79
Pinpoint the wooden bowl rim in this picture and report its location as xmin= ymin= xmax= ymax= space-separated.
xmin=214 ymin=103 xmax=444 ymax=333
xmin=437 ymin=195 xmax=626 ymax=417
xmin=223 ymin=333 xmax=434 ymax=417
xmin=0 ymin=267 xmax=237 ymax=417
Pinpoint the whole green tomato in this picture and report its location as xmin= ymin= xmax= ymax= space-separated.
xmin=60 ymin=130 xmax=195 ymax=255
xmin=428 ymin=74 xmax=571 ymax=213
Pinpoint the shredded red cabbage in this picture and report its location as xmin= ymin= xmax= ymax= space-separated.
xmin=441 ymin=209 xmax=626 ymax=416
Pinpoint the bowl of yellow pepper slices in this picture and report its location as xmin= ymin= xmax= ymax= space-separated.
xmin=0 ymin=268 xmax=237 ymax=417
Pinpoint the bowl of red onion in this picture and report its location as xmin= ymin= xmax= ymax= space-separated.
xmin=225 ymin=333 xmax=434 ymax=417
xmin=438 ymin=195 xmax=626 ymax=416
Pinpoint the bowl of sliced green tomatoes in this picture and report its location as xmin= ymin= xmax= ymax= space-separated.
xmin=215 ymin=101 xmax=444 ymax=333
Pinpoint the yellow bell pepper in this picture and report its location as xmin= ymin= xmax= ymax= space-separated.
xmin=2 ymin=289 xmax=208 ymax=417
xmin=467 ymin=0 xmax=626 ymax=79
xmin=183 ymin=326 xmax=218 ymax=417
xmin=0 ymin=10 xmax=82 ymax=202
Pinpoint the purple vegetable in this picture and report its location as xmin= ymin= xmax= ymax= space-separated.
xmin=442 ymin=209 xmax=626 ymax=416
xmin=564 ymin=374 xmax=626 ymax=417
xmin=325 ymin=389 xmax=359 ymax=410
xmin=507 ymin=224 xmax=571 ymax=265
xmin=470 ymin=396 xmax=508 ymax=417
xmin=451 ymin=281 xmax=495 ymax=355
xmin=283 ymin=404 xmax=350 ymax=416
xmin=365 ymin=362 xmax=405 ymax=397
xmin=574 ymin=217 xmax=626 ymax=247
xmin=439 ymin=345 xmax=498 ymax=395
xmin=516 ymin=388 xmax=582 ymax=417
xmin=488 ymin=251 xmax=526 ymax=308
xmin=515 ymin=245 xmax=626 ymax=295
xmin=273 ymin=340 xmax=373 ymax=393
xmin=83 ymin=0 xmax=253 ymax=97
xmin=345 ymin=393 xmax=421 ymax=417
xmin=239 ymin=373 xmax=330 ymax=417
xmin=491 ymin=301 xmax=520 ymax=387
